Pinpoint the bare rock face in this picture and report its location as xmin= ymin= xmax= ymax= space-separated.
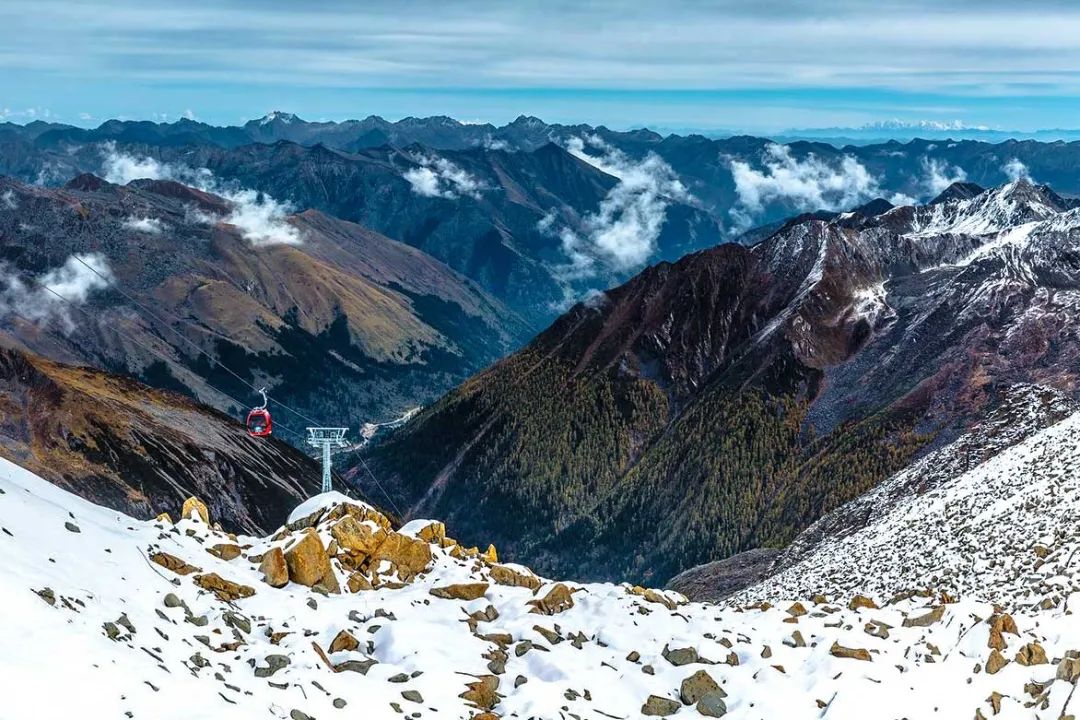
xmin=259 ymin=547 xmax=289 ymax=588
xmin=284 ymin=529 xmax=338 ymax=592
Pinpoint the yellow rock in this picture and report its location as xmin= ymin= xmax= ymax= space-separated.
xmin=155 ymin=512 xmax=173 ymax=524
xmin=371 ymin=532 xmax=433 ymax=581
xmin=490 ymin=564 xmax=542 ymax=591
xmin=330 ymin=516 xmax=387 ymax=562
xmin=430 ymin=582 xmax=489 ymax=601
xmin=986 ymin=649 xmax=1009 ymax=674
xmin=259 ymin=547 xmax=289 ymax=588
xmin=1016 ymin=642 xmax=1048 ymax=666
xmin=415 ymin=520 xmax=446 ymax=544
xmin=193 ymin=572 xmax=255 ymax=601
xmin=481 ymin=544 xmax=498 ymax=564
xmin=527 ymin=583 xmax=575 ymax=615
xmin=460 ymin=675 xmax=501 ymax=710
xmin=786 ymin=602 xmax=808 ymax=617
xmin=346 ymin=572 xmax=373 ymax=593
xmin=829 ymin=642 xmax=871 ymax=661
xmin=284 ymin=529 xmax=336 ymax=590
xmin=848 ymin=595 xmax=878 ymax=611
xmin=208 ymin=543 xmax=242 ymax=561
xmin=329 ymin=629 xmax=360 ymax=653
xmin=151 ymin=552 xmax=201 ymax=576
xmin=181 ymin=496 xmax=210 ymax=524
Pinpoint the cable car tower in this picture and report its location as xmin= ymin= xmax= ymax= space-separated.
xmin=307 ymin=427 xmax=348 ymax=494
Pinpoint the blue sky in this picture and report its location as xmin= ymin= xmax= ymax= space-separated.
xmin=3 ymin=0 xmax=1080 ymax=132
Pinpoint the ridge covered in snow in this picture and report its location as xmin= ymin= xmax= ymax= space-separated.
xmin=5 ymin=449 xmax=1080 ymax=719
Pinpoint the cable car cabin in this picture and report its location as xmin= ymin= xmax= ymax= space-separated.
xmin=247 ymin=408 xmax=272 ymax=437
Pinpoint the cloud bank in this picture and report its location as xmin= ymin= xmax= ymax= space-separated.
xmin=0 ymin=253 xmax=113 ymax=331
xmin=554 ymin=134 xmax=691 ymax=279
xmin=100 ymin=144 xmax=301 ymax=246
xmin=403 ymin=155 xmax=486 ymax=200
xmin=122 ymin=216 xmax=165 ymax=234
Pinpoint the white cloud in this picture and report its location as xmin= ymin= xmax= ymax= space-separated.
xmin=221 ymin=190 xmax=302 ymax=247
xmin=553 ymin=134 xmax=691 ymax=278
xmin=920 ymin=157 xmax=968 ymax=196
xmin=1002 ymin=157 xmax=1033 ymax=182
xmin=0 ymin=190 xmax=16 ymax=210
xmin=0 ymin=253 xmax=113 ymax=331
xmin=728 ymin=143 xmax=895 ymax=230
xmin=122 ymin=216 xmax=165 ymax=234
xmin=99 ymin=144 xmax=301 ymax=246
xmin=402 ymin=155 xmax=486 ymax=200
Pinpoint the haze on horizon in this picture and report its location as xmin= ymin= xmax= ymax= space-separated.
xmin=3 ymin=0 xmax=1080 ymax=134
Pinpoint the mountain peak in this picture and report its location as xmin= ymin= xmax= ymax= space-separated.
xmin=253 ymin=111 xmax=302 ymax=126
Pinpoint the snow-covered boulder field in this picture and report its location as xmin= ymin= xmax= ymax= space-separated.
xmin=3 ymin=442 xmax=1080 ymax=720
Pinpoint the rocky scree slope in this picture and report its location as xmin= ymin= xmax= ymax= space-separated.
xmin=6 ymin=456 xmax=1080 ymax=719
xmin=363 ymin=180 xmax=1080 ymax=585
xmin=0 ymin=344 xmax=322 ymax=534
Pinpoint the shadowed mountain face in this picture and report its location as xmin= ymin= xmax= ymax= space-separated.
xmin=0 ymin=175 xmax=528 ymax=433
xmin=361 ymin=179 xmax=1080 ymax=585
xmin=0 ymin=345 xmax=325 ymax=534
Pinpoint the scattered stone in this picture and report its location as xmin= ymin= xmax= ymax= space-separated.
xmin=902 ymin=606 xmax=945 ymax=628
xmin=35 ymin=587 xmax=56 ymax=606
xmin=430 ymin=582 xmax=489 ymax=601
xmin=786 ymin=602 xmax=808 ymax=617
xmin=985 ymin=650 xmax=1008 ymax=675
xmin=1015 ymin=642 xmax=1048 ymax=666
xmin=849 ymin=595 xmax=878 ymax=611
xmin=329 ymin=629 xmax=359 ymax=653
xmin=988 ymin=613 xmax=1019 ymax=650
xmin=697 ymin=691 xmax=728 ymax=717
xmin=664 ymin=645 xmax=700 ymax=666
xmin=333 ymin=698 xmax=346 ymax=709
xmin=193 ymin=572 xmax=256 ymax=602
xmin=334 ymin=659 xmax=378 ymax=675
xmin=151 ymin=552 xmax=201 ymax=576
xmin=830 ymin=642 xmax=871 ymax=661
xmin=1056 ymin=657 xmax=1080 ymax=683
xmin=460 ymin=675 xmax=501 ymax=710
xmin=64 ymin=521 xmax=80 ymax=534
xmin=254 ymin=654 xmax=290 ymax=678
xmin=642 ymin=695 xmax=681 ymax=716
xmin=527 ymin=583 xmax=575 ymax=615
xmin=680 ymin=669 xmax=723 ymax=705
xmin=490 ymin=564 xmax=542 ymax=591
xmin=401 ymin=690 xmax=424 ymax=703
xmin=208 ymin=543 xmax=242 ymax=561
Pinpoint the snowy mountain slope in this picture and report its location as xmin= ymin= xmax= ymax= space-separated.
xmin=5 ymin=456 xmax=1080 ymax=719
xmin=734 ymin=389 xmax=1080 ymax=612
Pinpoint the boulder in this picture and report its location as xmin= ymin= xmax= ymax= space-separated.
xmin=414 ymin=520 xmax=446 ymax=544
xmin=664 ymin=646 xmax=700 ymax=666
xmin=208 ymin=543 xmax=242 ymax=561
xmin=481 ymin=544 xmax=499 ymax=564
xmin=697 ymin=691 xmax=728 ymax=717
xmin=347 ymin=572 xmax=373 ymax=593
xmin=848 ymin=595 xmax=878 ymax=611
xmin=786 ymin=602 xmax=808 ymax=617
xmin=988 ymin=613 xmax=1020 ymax=650
xmin=829 ymin=642 xmax=871 ymax=661
xmin=182 ymin=496 xmax=210 ymax=524
xmin=284 ymin=529 xmax=336 ymax=590
xmin=680 ymin=669 xmax=723 ymax=705
xmin=329 ymin=629 xmax=359 ymax=653
xmin=330 ymin=516 xmax=387 ymax=563
xmin=371 ymin=532 xmax=433 ymax=580
xmin=193 ymin=573 xmax=255 ymax=602
xmin=490 ymin=564 xmax=542 ymax=591
xmin=642 ymin=695 xmax=681 ymax=716
xmin=1015 ymin=643 xmax=1048 ymax=666
xmin=259 ymin=547 xmax=289 ymax=588
xmin=527 ymin=583 xmax=575 ymax=615
xmin=902 ymin=606 xmax=945 ymax=628
xmin=151 ymin=552 xmax=200 ymax=576
xmin=155 ymin=512 xmax=173 ymax=524
xmin=460 ymin=675 xmax=501 ymax=710
xmin=1057 ymin=657 xmax=1080 ymax=683
xmin=430 ymin=582 xmax=489 ymax=601
xmin=986 ymin=649 xmax=1008 ymax=675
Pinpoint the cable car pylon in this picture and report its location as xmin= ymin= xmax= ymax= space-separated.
xmin=307 ymin=427 xmax=348 ymax=493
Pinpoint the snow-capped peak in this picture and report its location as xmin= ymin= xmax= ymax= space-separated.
xmin=258 ymin=110 xmax=300 ymax=126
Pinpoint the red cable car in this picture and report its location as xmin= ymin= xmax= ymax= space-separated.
xmin=247 ymin=388 xmax=272 ymax=437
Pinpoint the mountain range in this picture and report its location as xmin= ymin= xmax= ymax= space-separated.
xmin=362 ymin=178 xmax=1080 ymax=585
